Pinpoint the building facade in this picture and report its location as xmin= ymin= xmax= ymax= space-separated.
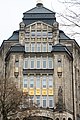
xmin=0 ymin=2 xmax=80 ymax=120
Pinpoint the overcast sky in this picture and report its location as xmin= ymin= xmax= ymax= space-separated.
xmin=0 ymin=0 xmax=79 ymax=45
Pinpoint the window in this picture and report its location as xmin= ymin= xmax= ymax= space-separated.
xmin=42 ymin=76 xmax=46 ymax=88
xmin=48 ymin=58 xmax=53 ymax=68
xmin=48 ymin=32 xmax=52 ymax=38
xmin=36 ymin=96 xmax=40 ymax=106
xmin=23 ymin=76 xmax=28 ymax=88
xmin=36 ymin=76 xmax=40 ymax=88
xmin=30 ymin=76 xmax=34 ymax=88
xmin=25 ymin=44 xmax=30 ymax=52
xmin=37 ymin=59 xmax=40 ymax=69
xmin=42 ymin=31 xmax=47 ymax=38
xmin=37 ymin=30 xmax=41 ymax=37
xmin=42 ymin=43 xmax=47 ymax=52
xmin=48 ymin=44 xmax=52 ymax=52
xmin=48 ymin=76 xmax=53 ymax=87
xmin=24 ymin=58 xmax=28 ymax=69
xmin=31 ymin=43 xmax=35 ymax=52
xmin=49 ymin=96 xmax=54 ymax=108
xmin=43 ymin=59 xmax=46 ymax=68
xmin=42 ymin=96 xmax=47 ymax=107
xmin=37 ymin=43 xmax=41 ymax=52
xmin=30 ymin=59 xmax=34 ymax=69
xmin=25 ymin=32 xmax=30 ymax=38
xmin=31 ymin=31 xmax=35 ymax=37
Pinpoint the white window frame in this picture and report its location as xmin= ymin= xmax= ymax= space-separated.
xmin=36 ymin=76 xmax=40 ymax=88
xmin=25 ymin=43 xmax=30 ymax=52
xmin=42 ymin=43 xmax=47 ymax=52
xmin=42 ymin=96 xmax=47 ymax=108
xmin=48 ymin=58 xmax=53 ymax=69
xmin=48 ymin=44 xmax=52 ymax=52
xmin=48 ymin=76 xmax=53 ymax=88
xmin=37 ymin=43 xmax=41 ymax=52
xmin=36 ymin=96 xmax=40 ymax=106
xmin=31 ymin=43 xmax=35 ymax=52
xmin=42 ymin=76 xmax=46 ymax=88
xmin=30 ymin=76 xmax=34 ymax=88
xmin=23 ymin=76 xmax=28 ymax=88
xmin=36 ymin=58 xmax=41 ymax=69
xmin=43 ymin=59 xmax=47 ymax=69
xmin=24 ymin=58 xmax=28 ymax=69
xmin=30 ymin=59 xmax=34 ymax=69
xmin=48 ymin=96 xmax=54 ymax=108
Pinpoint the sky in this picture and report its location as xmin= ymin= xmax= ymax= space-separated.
xmin=0 ymin=0 xmax=79 ymax=45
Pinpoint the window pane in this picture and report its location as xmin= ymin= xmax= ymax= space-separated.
xmin=42 ymin=76 xmax=46 ymax=88
xmin=24 ymin=59 xmax=28 ymax=69
xmin=49 ymin=96 xmax=53 ymax=108
xmin=48 ymin=58 xmax=53 ymax=68
xmin=23 ymin=76 xmax=28 ymax=88
xmin=30 ymin=76 xmax=34 ymax=88
xmin=36 ymin=96 xmax=40 ymax=106
xmin=43 ymin=60 xmax=46 ymax=68
xmin=31 ymin=59 xmax=34 ymax=68
xmin=31 ymin=43 xmax=35 ymax=52
xmin=36 ymin=76 xmax=40 ymax=88
xmin=42 ymin=43 xmax=47 ymax=52
xmin=37 ymin=43 xmax=41 ymax=52
xmin=25 ymin=44 xmax=29 ymax=52
xmin=48 ymin=44 xmax=52 ymax=52
xmin=43 ymin=96 xmax=47 ymax=107
xmin=37 ymin=60 xmax=40 ymax=68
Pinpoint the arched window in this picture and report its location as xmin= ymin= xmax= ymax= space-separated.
xmin=68 ymin=118 xmax=72 ymax=120
xmin=63 ymin=118 xmax=66 ymax=120
xmin=56 ymin=118 xmax=59 ymax=120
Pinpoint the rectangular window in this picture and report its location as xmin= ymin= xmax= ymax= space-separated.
xmin=25 ymin=32 xmax=30 ymax=38
xmin=36 ymin=96 xmax=40 ymax=106
xmin=48 ymin=58 xmax=53 ymax=68
xmin=43 ymin=59 xmax=46 ymax=69
xmin=37 ymin=59 xmax=40 ymax=69
xmin=42 ymin=76 xmax=46 ymax=88
xmin=48 ymin=32 xmax=52 ymax=38
xmin=42 ymin=43 xmax=47 ymax=52
xmin=15 ymin=60 xmax=19 ymax=67
xmin=42 ymin=31 xmax=47 ymax=38
xmin=37 ymin=31 xmax=41 ymax=37
xmin=49 ymin=96 xmax=54 ymax=108
xmin=24 ymin=58 xmax=28 ymax=69
xmin=48 ymin=44 xmax=52 ymax=52
xmin=36 ymin=76 xmax=40 ymax=88
xmin=25 ymin=44 xmax=30 ymax=52
xmin=30 ymin=76 xmax=34 ymax=88
xmin=23 ymin=76 xmax=28 ymax=88
xmin=31 ymin=43 xmax=35 ymax=52
xmin=48 ymin=76 xmax=53 ymax=87
xmin=37 ymin=43 xmax=41 ymax=52
xmin=31 ymin=59 xmax=34 ymax=69
xmin=42 ymin=96 xmax=47 ymax=107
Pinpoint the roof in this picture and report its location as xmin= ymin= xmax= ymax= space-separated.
xmin=24 ymin=3 xmax=55 ymax=14
xmin=8 ymin=30 xmax=19 ymax=41
xmin=6 ymin=44 xmax=25 ymax=60
xmin=23 ymin=3 xmax=56 ymax=26
xmin=51 ymin=43 xmax=72 ymax=58
xmin=59 ymin=30 xmax=71 ymax=40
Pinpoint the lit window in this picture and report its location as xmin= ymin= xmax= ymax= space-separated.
xmin=42 ymin=43 xmax=47 ymax=52
xmin=30 ymin=76 xmax=34 ymax=88
xmin=48 ymin=58 xmax=53 ymax=68
xmin=36 ymin=96 xmax=40 ymax=106
xmin=23 ymin=76 xmax=28 ymax=88
xmin=49 ymin=96 xmax=54 ymax=108
xmin=31 ymin=43 xmax=35 ymax=52
xmin=25 ymin=44 xmax=30 ymax=52
xmin=42 ymin=76 xmax=46 ymax=88
xmin=30 ymin=59 xmax=34 ymax=69
xmin=37 ymin=43 xmax=41 ymax=52
xmin=37 ymin=59 xmax=40 ymax=69
xmin=36 ymin=76 xmax=40 ymax=88
xmin=48 ymin=76 xmax=53 ymax=87
xmin=24 ymin=58 xmax=28 ymax=69
xmin=43 ymin=59 xmax=46 ymax=68
xmin=48 ymin=44 xmax=52 ymax=52
xmin=42 ymin=96 xmax=47 ymax=107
